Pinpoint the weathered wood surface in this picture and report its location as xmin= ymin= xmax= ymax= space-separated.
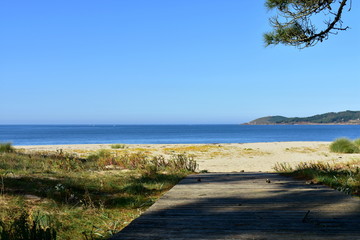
xmin=110 ymin=173 xmax=360 ymax=240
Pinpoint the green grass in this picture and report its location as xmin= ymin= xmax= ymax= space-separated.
xmin=353 ymin=138 xmax=360 ymax=147
xmin=0 ymin=211 xmax=57 ymax=240
xmin=329 ymin=138 xmax=360 ymax=153
xmin=0 ymin=143 xmax=14 ymax=153
xmin=110 ymin=144 xmax=126 ymax=149
xmin=0 ymin=146 xmax=197 ymax=239
xmin=274 ymin=160 xmax=360 ymax=196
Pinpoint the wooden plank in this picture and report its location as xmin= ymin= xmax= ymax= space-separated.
xmin=110 ymin=172 xmax=360 ymax=240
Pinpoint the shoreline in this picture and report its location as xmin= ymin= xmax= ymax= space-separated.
xmin=15 ymin=141 xmax=360 ymax=173
xmin=13 ymin=140 xmax=332 ymax=147
xmin=242 ymin=123 xmax=360 ymax=125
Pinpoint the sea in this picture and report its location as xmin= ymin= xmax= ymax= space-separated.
xmin=1 ymin=124 xmax=360 ymax=146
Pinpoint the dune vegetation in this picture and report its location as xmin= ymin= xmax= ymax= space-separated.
xmin=330 ymin=138 xmax=360 ymax=153
xmin=274 ymin=160 xmax=360 ymax=196
xmin=275 ymin=138 xmax=360 ymax=196
xmin=0 ymin=143 xmax=197 ymax=240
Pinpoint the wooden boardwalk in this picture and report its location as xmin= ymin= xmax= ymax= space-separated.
xmin=110 ymin=173 xmax=360 ymax=240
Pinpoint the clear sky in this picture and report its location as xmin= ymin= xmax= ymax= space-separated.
xmin=1 ymin=1 xmax=359 ymax=124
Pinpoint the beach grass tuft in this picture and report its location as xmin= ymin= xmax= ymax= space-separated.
xmin=274 ymin=160 xmax=360 ymax=196
xmin=0 ymin=143 xmax=14 ymax=153
xmin=273 ymin=162 xmax=293 ymax=172
xmin=111 ymin=144 xmax=126 ymax=149
xmin=330 ymin=138 xmax=360 ymax=153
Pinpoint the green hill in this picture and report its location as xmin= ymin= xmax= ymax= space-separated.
xmin=245 ymin=111 xmax=360 ymax=125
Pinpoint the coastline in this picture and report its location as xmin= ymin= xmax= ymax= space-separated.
xmin=16 ymin=141 xmax=360 ymax=173
xmin=242 ymin=122 xmax=360 ymax=125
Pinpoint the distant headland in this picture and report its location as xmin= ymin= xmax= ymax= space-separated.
xmin=244 ymin=110 xmax=360 ymax=125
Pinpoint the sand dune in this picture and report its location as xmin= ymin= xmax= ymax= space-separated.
xmin=17 ymin=142 xmax=360 ymax=172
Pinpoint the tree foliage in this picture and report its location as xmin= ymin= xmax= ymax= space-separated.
xmin=264 ymin=0 xmax=351 ymax=48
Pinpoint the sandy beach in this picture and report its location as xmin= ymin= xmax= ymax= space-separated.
xmin=16 ymin=142 xmax=360 ymax=172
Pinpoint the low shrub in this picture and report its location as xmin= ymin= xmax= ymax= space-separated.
xmin=87 ymin=149 xmax=117 ymax=167
xmin=119 ymin=152 xmax=149 ymax=170
xmin=329 ymin=138 xmax=360 ymax=153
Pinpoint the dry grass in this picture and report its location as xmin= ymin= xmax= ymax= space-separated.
xmin=128 ymin=148 xmax=156 ymax=153
xmin=208 ymin=151 xmax=231 ymax=158
xmin=162 ymin=145 xmax=220 ymax=153
xmin=237 ymin=148 xmax=270 ymax=156
xmin=284 ymin=147 xmax=319 ymax=153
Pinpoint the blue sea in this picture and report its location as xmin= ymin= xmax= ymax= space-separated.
xmin=1 ymin=125 xmax=360 ymax=146
xmin=0 ymin=124 xmax=360 ymax=145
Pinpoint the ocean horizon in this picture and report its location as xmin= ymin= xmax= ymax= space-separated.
xmin=1 ymin=124 xmax=360 ymax=146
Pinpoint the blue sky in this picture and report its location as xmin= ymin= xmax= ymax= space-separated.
xmin=1 ymin=1 xmax=359 ymax=124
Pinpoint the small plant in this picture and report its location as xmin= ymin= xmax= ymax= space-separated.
xmin=150 ymin=155 xmax=168 ymax=170
xmin=0 ymin=211 xmax=57 ymax=240
xmin=111 ymin=144 xmax=126 ymax=149
xmin=169 ymin=154 xmax=198 ymax=172
xmin=330 ymin=138 xmax=360 ymax=153
xmin=53 ymin=156 xmax=84 ymax=172
xmin=0 ymin=143 xmax=14 ymax=153
xmin=273 ymin=162 xmax=293 ymax=172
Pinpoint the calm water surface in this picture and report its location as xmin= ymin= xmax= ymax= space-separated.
xmin=1 ymin=125 xmax=360 ymax=146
